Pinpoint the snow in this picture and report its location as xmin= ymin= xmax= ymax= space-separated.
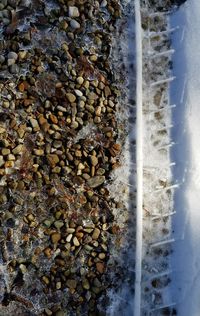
xmin=134 ymin=0 xmax=143 ymax=315
xmin=170 ymin=0 xmax=200 ymax=314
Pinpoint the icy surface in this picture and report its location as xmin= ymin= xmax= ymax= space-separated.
xmin=171 ymin=0 xmax=200 ymax=314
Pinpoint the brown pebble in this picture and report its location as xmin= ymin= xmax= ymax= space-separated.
xmin=44 ymin=247 xmax=52 ymax=258
xmin=51 ymin=232 xmax=61 ymax=244
xmin=96 ymin=262 xmax=105 ymax=274
xmin=92 ymin=228 xmax=100 ymax=240
xmin=47 ymin=154 xmax=59 ymax=167
xmin=66 ymin=279 xmax=77 ymax=289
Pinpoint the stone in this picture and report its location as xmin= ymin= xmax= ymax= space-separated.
xmin=7 ymin=51 xmax=18 ymax=60
xmin=30 ymin=118 xmax=40 ymax=131
xmin=73 ymin=236 xmax=80 ymax=247
xmin=34 ymin=149 xmax=44 ymax=156
xmin=74 ymin=89 xmax=83 ymax=97
xmin=87 ymin=176 xmax=105 ymax=188
xmin=0 ymin=127 xmax=5 ymax=134
xmin=7 ymin=154 xmax=15 ymax=161
xmin=0 ymin=55 xmax=5 ymax=64
xmin=67 ymin=228 xmax=75 ymax=233
xmin=47 ymin=154 xmax=59 ymax=167
xmin=89 ymin=155 xmax=98 ymax=166
xmin=42 ymin=276 xmax=50 ymax=285
xmin=10 ymin=64 xmax=19 ymax=73
xmin=44 ymin=247 xmax=52 ymax=257
xmin=51 ymin=232 xmax=61 ymax=244
xmin=66 ymin=279 xmax=77 ymax=289
xmin=0 ymin=156 xmax=5 ymax=167
xmin=96 ymin=262 xmax=105 ymax=274
xmin=92 ymin=228 xmax=100 ymax=240
xmin=82 ymin=278 xmax=90 ymax=290
xmin=2 ymin=148 xmax=10 ymax=155
xmin=66 ymin=93 xmax=76 ymax=103
xmin=12 ymin=144 xmax=23 ymax=155
xmin=54 ymin=220 xmax=64 ymax=230
xmin=18 ymin=51 xmax=27 ymax=60
xmin=49 ymin=113 xmax=58 ymax=124
xmin=66 ymin=233 xmax=73 ymax=242
xmin=76 ymin=76 xmax=84 ymax=85
xmin=56 ymin=281 xmax=62 ymax=290
xmin=70 ymin=19 xmax=80 ymax=29
xmin=7 ymin=58 xmax=15 ymax=66
xmin=68 ymin=6 xmax=80 ymax=17
xmin=104 ymin=85 xmax=111 ymax=97
xmin=99 ymin=253 xmax=106 ymax=260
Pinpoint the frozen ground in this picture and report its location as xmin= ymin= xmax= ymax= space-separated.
xmin=171 ymin=0 xmax=200 ymax=315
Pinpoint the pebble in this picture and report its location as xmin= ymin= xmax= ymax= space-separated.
xmin=75 ymin=89 xmax=83 ymax=97
xmin=34 ymin=149 xmax=44 ymax=156
xmin=82 ymin=278 xmax=90 ymax=290
xmin=51 ymin=232 xmax=61 ymax=244
xmin=30 ymin=118 xmax=40 ymax=131
xmin=42 ymin=276 xmax=50 ymax=285
xmin=89 ymin=155 xmax=98 ymax=167
xmin=7 ymin=154 xmax=15 ymax=161
xmin=66 ymin=233 xmax=73 ymax=242
xmin=2 ymin=148 xmax=10 ymax=156
xmin=66 ymin=93 xmax=76 ymax=103
xmin=68 ymin=6 xmax=80 ymax=18
xmin=104 ymin=85 xmax=111 ymax=97
xmin=66 ymin=279 xmax=77 ymax=289
xmin=92 ymin=228 xmax=101 ymax=240
xmin=67 ymin=228 xmax=75 ymax=233
xmin=7 ymin=51 xmax=18 ymax=60
xmin=0 ymin=55 xmax=5 ymax=64
xmin=96 ymin=262 xmax=105 ymax=274
xmin=87 ymin=176 xmax=105 ymax=188
xmin=76 ymin=76 xmax=84 ymax=85
xmin=47 ymin=154 xmax=59 ymax=167
xmin=18 ymin=51 xmax=27 ymax=60
xmin=10 ymin=64 xmax=19 ymax=74
xmin=70 ymin=19 xmax=81 ymax=29
xmin=0 ymin=156 xmax=5 ymax=167
xmin=12 ymin=144 xmax=23 ymax=155
xmin=73 ymin=236 xmax=80 ymax=247
xmin=54 ymin=220 xmax=64 ymax=230
xmin=7 ymin=59 xmax=15 ymax=66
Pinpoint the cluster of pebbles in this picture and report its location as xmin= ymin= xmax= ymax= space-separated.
xmin=0 ymin=0 xmax=128 ymax=315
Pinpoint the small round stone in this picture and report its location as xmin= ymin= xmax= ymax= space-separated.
xmin=70 ymin=19 xmax=80 ymax=29
xmin=76 ymin=76 xmax=84 ymax=85
xmin=66 ymin=93 xmax=76 ymax=103
xmin=7 ymin=51 xmax=18 ymax=60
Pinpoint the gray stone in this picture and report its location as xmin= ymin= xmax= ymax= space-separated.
xmin=87 ymin=176 xmax=105 ymax=188
xmin=70 ymin=19 xmax=80 ymax=29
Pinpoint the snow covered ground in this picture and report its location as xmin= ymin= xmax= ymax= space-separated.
xmin=171 ymin=0 xmax=200 ymax=315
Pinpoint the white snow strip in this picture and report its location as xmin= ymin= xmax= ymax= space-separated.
xmin=171 ymin=0 xmax=200 ymax=314
xmin=134 ymin=0 xmax=143 ymax=315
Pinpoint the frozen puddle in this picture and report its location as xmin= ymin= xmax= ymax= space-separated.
xmin=171 ymin=0 xmax=200 ymax=315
